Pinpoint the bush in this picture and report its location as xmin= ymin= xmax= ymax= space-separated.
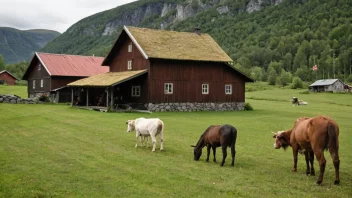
xmin=291 ymin=77 xmax=304 ymax=89
xmin=39 ymin=94 xmax=50 ymax=102
xmin=278 ymin=69 xmax=292 ymax=87
xmin=244 ymin=103 xmax=253 ymax=111
xmin=267 ymin=70 xmax=277 ymax=85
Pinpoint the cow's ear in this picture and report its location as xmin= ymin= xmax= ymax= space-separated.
xmin=272 ymin=134 xmax=277 ymax=138
xmin=190 ymin=145 xmax=196 ymax=147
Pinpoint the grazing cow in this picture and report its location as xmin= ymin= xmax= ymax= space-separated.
xmin=126 ymin=118 xmax=164 ymax=152
xmin=272 ymin=116 xmax=340 ymax=185
xmin=191 ymin=124 xmax=237 ymax=167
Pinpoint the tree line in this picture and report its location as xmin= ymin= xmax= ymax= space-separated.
xmin=171 ymin=0 xmax=352 ymax=85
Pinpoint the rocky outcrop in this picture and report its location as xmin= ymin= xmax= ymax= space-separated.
xmin=217 ymin=6 xmax=229 ymax=14
xmin=246 ymin=0 xmax=264 ymax=13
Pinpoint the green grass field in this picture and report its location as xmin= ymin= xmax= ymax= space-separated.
xmin=0 ymin=85 xmax=27 ymax=98
xmin=1 ymin=84 xmax=351 ymax=197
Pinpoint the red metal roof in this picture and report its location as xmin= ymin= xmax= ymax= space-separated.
xmin=37 ymin=52 xmax=109 ymax=77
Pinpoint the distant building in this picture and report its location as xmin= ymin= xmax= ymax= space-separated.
xmin=22 ymin=53 xmax=109 ymax=102
xmin=309 ymin=79 xmax=345 ymax=92
xmin=0 ymin=70 xmax=18 ymax=85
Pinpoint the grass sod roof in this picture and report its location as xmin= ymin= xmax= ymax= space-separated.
xmin=67 ymin=70 xmax=147 ymax=87
xmin=126 ymin=26 xmax=233 ymax=62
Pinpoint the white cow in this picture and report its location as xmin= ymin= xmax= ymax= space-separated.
xmin=126 ymin=118 xmax=164 ymax=152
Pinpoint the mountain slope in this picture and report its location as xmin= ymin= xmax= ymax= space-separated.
xmin=0 ymin=27 xmax=60 ymax=64
xmin=41 ymin=0 xmax=352 ymax=81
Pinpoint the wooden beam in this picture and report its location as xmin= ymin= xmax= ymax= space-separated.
xmin=71 ymin=88 xmax=74 ymax=106
xmin=110 ymin=87 xmax=114 ymax=110
xmin=106 ymin=88 xmax=109 ymax=109
xmin=86 ymin=88 xmax=89 ymax=107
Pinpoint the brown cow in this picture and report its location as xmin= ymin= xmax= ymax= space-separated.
xmin=272 ymin=116 xmax=340 ymax=185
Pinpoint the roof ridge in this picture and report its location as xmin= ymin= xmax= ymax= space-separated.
xmin=36 ymin=52 xmax=105 ymax=58
xmin=125 ymin=26 xmax=211 ymax=37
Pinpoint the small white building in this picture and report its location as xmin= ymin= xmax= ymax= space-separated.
xmin=309 ymin=79 xmax=345 ymax=92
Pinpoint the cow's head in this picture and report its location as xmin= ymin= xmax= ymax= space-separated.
xmin=272 ymin=131 xmax=290 ymax=150
xmin=126 ymin=120 xmax=135 ymax=132
xmin=191 ymin=145 xmax=202 ymax=161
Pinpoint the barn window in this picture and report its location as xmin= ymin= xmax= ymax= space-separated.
xmin=40 ymin=79 xmax=43 ymax=88
xmin=33 ymin=80 xmax=36 ymax=89
xmin=128 ymin=60 xmax=132 ymax=70
xmin=38 ymin=64 xmax=41 ymax=70
xmin=128 ymin=44 xmax=133 ymax=52
xmin=202 ymin=84 xmax=209 ymax=94
xmin=164 ymin=83 xmax=173 ymax=94
xmin=225 ymin=84 xmax=232 ymax=94
xmin=131 ymin=86 xmax=140 ymax=97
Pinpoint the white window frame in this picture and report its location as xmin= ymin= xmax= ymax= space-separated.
xmin=33 ymin=80 xmax=36 ymax=89
xmin=38 ymin=64 xmax=41 ymax=70
xmin=202 ymin=84 xmax=209 ymax=94
xmin=131 ymin=86 xmax=140 ymax=97
xmin=164 ymin=83 xmax=173 ymax=94
xmin=225 ymin=84 xmax=232 ymax=95
xmin=40 ymin=79 xmax=43 ymax=88
xmin=127 ymin=60 xmax=132 ymax=70
xmin=128 ymin=44 xmax=133 ymax=52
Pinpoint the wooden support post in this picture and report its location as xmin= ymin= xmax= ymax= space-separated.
xmin=111 ymin=87 xmax=114 ymax=110
xmin=86 ymin=88 xmax=89 ymax=107
xmin=106 ymin=88 xmax=109 ymax=109
xmin=71 ymin=88 xmax=74 ymax=106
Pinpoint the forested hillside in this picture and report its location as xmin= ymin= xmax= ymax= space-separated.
xmin=41 ymin=0 xmax=352 ymax=83
xmin=0 ymin=28 xmax=60 ymax=64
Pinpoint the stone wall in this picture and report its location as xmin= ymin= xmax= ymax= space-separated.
xmin=145 ymin=102 xmax=245 ymax=112
xmin=0 ymin=94 xmax=38 ymax=104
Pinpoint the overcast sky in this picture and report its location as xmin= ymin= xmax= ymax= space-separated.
xmin=0 ymin=0 xmax=137 ymax=33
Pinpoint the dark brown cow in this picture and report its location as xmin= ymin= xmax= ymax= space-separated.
xmin=191 ymin=124 xmax=237 ymax=167
xmin=273 ymin=116 xmax=340 ymax=185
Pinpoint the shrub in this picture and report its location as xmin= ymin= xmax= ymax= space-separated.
xmin=267 ymin=70 xmax=277 ymax=85
xmin=39 ymin=94 xmax=50 ymax=102
xmin=278 ymin=69 xmax=292 ymax=87
xmin=244 ymin=103 xmax=253 ymax=111
xmin=291 ymin=77 xmax=304 ymax=89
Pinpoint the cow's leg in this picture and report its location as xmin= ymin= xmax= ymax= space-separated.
xmin=159 ymin=131 xmax=164 ymax=151
xmin=220 ymin=145 xmax=227 ymax=167
xmin=292 ymin=145 xmax=299 ymax=172
xmin=304 ymin=151 xmax=310 ymax=175
xmin=141 ymin=136 xmax=145 ymax=146
xmin=231 ymin=143 xmax=236 ymax=167
xmin=313 ymin=149 xmax=326 ymax=185
xmin=329 ymin=147 xmax=340 ymax=185
xmin=309 ymin=151 xmax=315 ymax=176
xmin=212 ymin=147 xmax=216 ymax=162
xmin=146 ymin=136 xmax=150 ymax=148
xmin=150 ymin=134 xmax=157 ymax=152
xmin=206 ymin=145 xmax=211 ymax=162
xmin=135 ymin=132 xmax=140 ymax=148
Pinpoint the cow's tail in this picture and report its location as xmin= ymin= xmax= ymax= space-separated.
xmin=158 ymin=119 xmax=164 ymax=137
xmin=327 ymin=121 xmax=339 ymax=151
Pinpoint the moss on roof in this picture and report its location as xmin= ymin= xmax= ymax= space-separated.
xmin=126 ymin=26 xmax=232 ymax=62
xmin=68 ymin=70 xmax=147 ymax=87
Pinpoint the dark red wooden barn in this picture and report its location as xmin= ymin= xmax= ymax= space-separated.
xmin=0 ymin=70 xmax=18 ymax=85
xmin=22 ymin=53 xmax=109 ymax=102
xmin=68 ymin=26 xmax=254 ymax=111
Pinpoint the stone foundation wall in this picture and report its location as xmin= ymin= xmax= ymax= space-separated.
xmin=29 ymin=92 xmax=50 ymax=98
xmin=145 ymin=102 xmax=245 ymax=112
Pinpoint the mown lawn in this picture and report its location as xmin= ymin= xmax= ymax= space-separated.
xmin=0 ymin=85 xmax=27 ymax=98
xmin=0 ymin=86 xmax=351 ymax=198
